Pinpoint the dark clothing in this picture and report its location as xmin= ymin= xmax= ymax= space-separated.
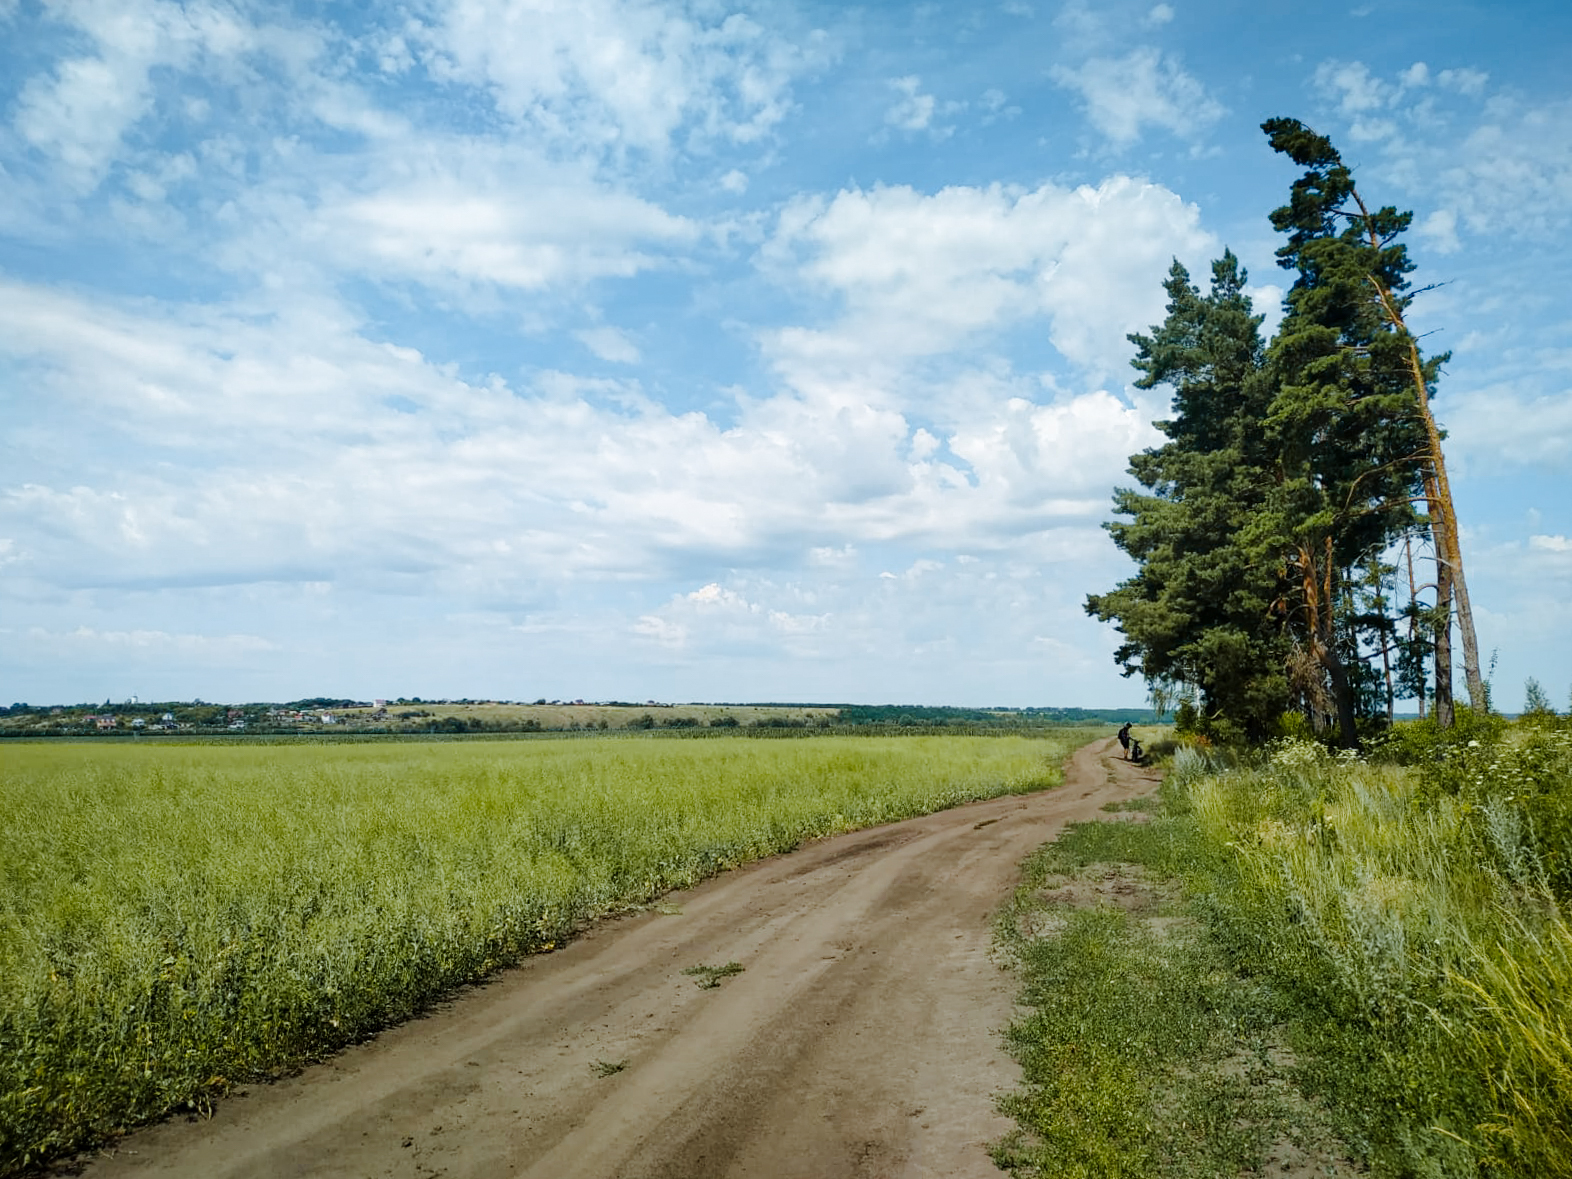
xmin=1117 ymin=723 xmax=1132 ymax=757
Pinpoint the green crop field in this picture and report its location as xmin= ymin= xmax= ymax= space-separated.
xmin=0 ymin=730 xmax=1092 ymax=1173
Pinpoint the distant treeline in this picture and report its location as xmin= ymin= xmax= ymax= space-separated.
xmin=1 ymin=700 xmax=1159 ymax=738
xmin=725 ymin=704 xmax=1158 ymax=726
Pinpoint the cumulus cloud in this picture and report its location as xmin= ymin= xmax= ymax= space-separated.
xmin=0 ymin=258 xmax=1170 ymax=630
xmin=1051 ymin=47 xmax=1223 ymax=147
xmin=760 ymin=176 xmax=1215 ymax=380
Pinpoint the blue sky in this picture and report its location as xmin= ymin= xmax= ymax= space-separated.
xmin=2 ymin=0 xmax=1569 ymax=710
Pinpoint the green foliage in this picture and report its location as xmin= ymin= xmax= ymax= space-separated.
xmin=1001 ymin=720 xmax=1572 ymax=1177
xmin=1086 ymin=253 xmax=1288 ymax=742
xmin=0 ymin=733 xmax=1082 ymax=1173
xmin=1523 ymin=677 xmax=1556 ymax=718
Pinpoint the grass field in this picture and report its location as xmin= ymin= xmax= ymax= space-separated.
xmin=0 ymin=730 xmax=1090 ymax=1173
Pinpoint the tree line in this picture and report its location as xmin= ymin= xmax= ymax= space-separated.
xmin=1087 ymin=118 xmax=1482 ymax=747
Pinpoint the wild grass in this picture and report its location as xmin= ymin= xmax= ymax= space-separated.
xmin=0 ymin=731 xmax=1086 ymax=1173
xmin=997 ymin=719 xmax=1572 ymax=1178
xmin=1179 ymin=722 xmax=1572 ymax=1177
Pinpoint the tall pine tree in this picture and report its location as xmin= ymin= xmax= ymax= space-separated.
xmin=1086 ymin=252 xmax=1287 ymax=742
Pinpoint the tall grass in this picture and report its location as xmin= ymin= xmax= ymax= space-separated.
xmin=1179 ymin=724 xmax=1572 ymax=1177
xmin=0 ymin=732 xmax=1085 ymax=1173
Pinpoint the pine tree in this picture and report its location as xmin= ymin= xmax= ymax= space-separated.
xmin=1086 ymin=253 xmax=1287 ymax=741
xmin=1262 ymin=118 xmax=1481 ymax=726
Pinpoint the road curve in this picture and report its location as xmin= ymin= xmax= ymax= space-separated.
xmin=79 ymin=738 xmax=1160 ymax=1179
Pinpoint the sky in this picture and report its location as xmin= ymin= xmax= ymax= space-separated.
xmin=2 ymin=0 xmax=1570 ymax=711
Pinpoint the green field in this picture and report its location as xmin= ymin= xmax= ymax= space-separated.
xmin=0 ymin=730 xmax=1090 ymax=1172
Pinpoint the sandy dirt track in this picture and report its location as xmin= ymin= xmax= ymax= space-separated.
xmin=78 ymin=738 xmax=1160 ymax=1179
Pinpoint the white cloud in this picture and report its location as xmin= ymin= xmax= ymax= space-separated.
xmin=1416 ymin=208 xmax=1460 ymax=254
xmin=30 ymin=626 xmax=278 ymax=654
xmin=761 ymin=176 xmax=1215 ymax=380
xmin=1145 ymin=4 xmax=1175 ymax=25
xmin=0 ymin=265 xmax=1171 ymax=624
xmin=307 ymin=150 xmax=697 ymax=291
xmin=575 ymin=326 xmax=642 ymax=364
xmin=1445 ymin=380 xmax=1572 ymax=469
xmin=1438 ymin=67 xmax=1488 ymax=97
xmin=1530 ymin=535 xmax=1572 ymax=553
xmin=885 ymin=75 xmax=936 ymax=132
xmin=1051 ymin=47 xmax=1223 ymax=147
xmin=423 ymin=0 xmax=818 ymax=158
xmin=1314 ymin=59 xmax=1393 ymax=114
xmin=946 ymin=390 xmax=1161 ymax=507
xmin=1429 ymin=97 xmax=1572 ymax=238
xmin=12 ymin=0 xmax=305 ymax=193
xmin=1312 ymin=61 xmax=1572 ymax=246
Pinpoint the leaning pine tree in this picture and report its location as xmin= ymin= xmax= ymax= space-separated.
xmin=1263 ymin=117 xmax=1481 ymax=726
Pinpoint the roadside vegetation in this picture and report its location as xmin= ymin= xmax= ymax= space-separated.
xmin=0 ymin=730 xmax=1089 ymax=1174
xmin=996 ymin=711 xmax=1572 ymax=1178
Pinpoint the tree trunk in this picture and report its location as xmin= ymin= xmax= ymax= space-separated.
xmin=1360 ymin=263 xmax=1483 ymax=715
xmin=1433 ymin=552 xmax=1455 ymax=728
xmin=1403 ymin=535 xmax=1426 ymax=719
xmin=1379 ymin=627 xmax=1395 ymax=724
xmin=1300 ymin=538 xmax=1359 ymax=748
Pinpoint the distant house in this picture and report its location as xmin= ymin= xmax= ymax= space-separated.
xmin=321 ymin=713 xmax=336 ymax=724
xmin=94 ymin=715 xmax=118 ymax=730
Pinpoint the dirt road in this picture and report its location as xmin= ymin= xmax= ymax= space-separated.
xmin=79 ymin=739 xmax=1159 ymax=1179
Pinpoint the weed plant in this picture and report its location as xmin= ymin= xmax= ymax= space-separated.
xmin=0 ymin=732 xmax=1085 ymax=1173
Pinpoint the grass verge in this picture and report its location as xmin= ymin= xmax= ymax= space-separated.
xmin=997 ymin=720 xmax=1572 ymax=1179
xmin=993 ymin=808 xmax=1357 ymax=1178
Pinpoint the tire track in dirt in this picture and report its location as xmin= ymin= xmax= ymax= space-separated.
xmin=76 ymin=738 xmax=1161 ymax=1179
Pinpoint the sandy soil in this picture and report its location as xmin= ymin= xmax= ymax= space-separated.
xmin=75 ymin=737 xmax=1159 ymax=1179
